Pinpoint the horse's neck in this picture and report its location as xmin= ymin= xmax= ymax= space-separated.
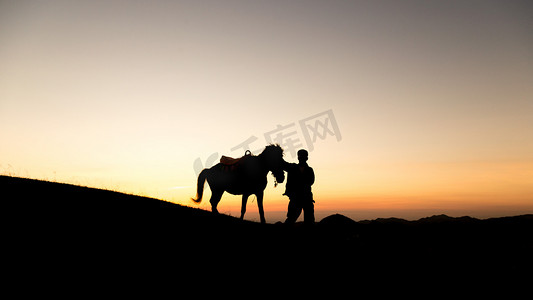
xmin=256 ymin=155 xmax=271 ymax=173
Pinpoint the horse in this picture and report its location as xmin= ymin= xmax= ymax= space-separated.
xmin=192 ymin=144 xmax=285 ymax=224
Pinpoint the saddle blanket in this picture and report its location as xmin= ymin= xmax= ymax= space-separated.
xmin=220 ymin=151 xmax=253 ymax=165
xmin=220 ymin=155 xmax=241 ymax=165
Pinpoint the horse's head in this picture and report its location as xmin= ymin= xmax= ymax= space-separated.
xmin=261 ymin=144 xmax=285 ymax=184
xmin=272 ymin=166 xmax=285 ymax=185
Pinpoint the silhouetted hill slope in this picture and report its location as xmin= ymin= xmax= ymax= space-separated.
xmin=3 ymin=175 xmax=532 ymax=279
xmin=4 ymin=174 xmax=206 ymax=215
xmin=320 ymin=213 xmax=358 ymax=226
xmin=4 ymin=175 xmax=274 ymax=240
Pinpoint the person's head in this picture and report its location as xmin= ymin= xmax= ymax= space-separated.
xmin=297 ymin=149 xmax=308 ymax=163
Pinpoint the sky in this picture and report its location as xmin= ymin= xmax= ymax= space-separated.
xmin=1 ymin=0 xmax=532 ymax=222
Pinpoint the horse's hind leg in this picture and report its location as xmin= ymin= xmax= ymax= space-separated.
xmin=240 ymin=194 xmax=249 ymax=220
xmin=210 ymin=190 xmax=223 ymax=214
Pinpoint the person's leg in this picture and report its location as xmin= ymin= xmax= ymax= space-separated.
xmin=303 ymin=200 xmax=315 ymax=224
xmin=285 ymin=199 xmax=302 ymax=224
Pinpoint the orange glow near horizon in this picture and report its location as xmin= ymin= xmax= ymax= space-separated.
xmin=7 ymin=156 xmax=528 ymax=221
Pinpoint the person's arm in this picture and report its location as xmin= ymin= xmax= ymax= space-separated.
xmin=282 ymin=160 xmax=294 ymax=171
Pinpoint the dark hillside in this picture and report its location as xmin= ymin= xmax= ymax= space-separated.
xmin=2 ymin=175 xmax=269 ymax=242
xmin=3 ymin=175 xmax=272 ymax=269
xmin=3 ymin=176 xmax=532 ymax=280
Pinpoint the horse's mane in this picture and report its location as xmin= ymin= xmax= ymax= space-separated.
xmin=262 ymin=144 xmax=284 ymax=156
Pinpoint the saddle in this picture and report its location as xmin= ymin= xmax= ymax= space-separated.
xmin=219 ymin=150 xmax=252 ymax=166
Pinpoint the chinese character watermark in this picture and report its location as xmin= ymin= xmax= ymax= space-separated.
xmin=299 ymin=110 xmax=342 ymax=151
xmin=193 ymin=109 xmax=341 ymax=176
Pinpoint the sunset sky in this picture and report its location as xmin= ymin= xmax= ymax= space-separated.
xmin=1 ymin=0 xmax=532 ymax=221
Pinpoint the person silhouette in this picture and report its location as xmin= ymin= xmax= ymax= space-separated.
xmin=283 ymin=149 xmax=315 ymax=224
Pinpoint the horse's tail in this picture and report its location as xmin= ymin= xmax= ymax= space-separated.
xmin=191 ymin=169 xmax=209 ymax=203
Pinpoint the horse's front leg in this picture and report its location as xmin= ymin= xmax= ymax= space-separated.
xmin=256 ymin=191 xmax=266 ymax=224
xmin=240 ymin=194 xmax=249 ymax=220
